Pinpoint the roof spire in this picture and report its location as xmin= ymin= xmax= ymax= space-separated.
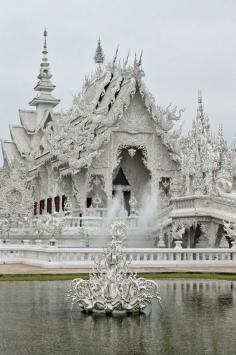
xmin=38 ymin=28 xmax=52 ymax=80
xmin=94 ymin=38 xmax=105 ymax=64
xmin=134 ymin=52 xmax=138 ymax=67
xmin=43 ymin=28 xmax=47 ymax=50
xmin=29 ymin=30 xmax=60 ymax=110
xmin=196 ymin=90 xmax=210 ymax=134
xmin=197 ymin=89 xmax=204 ymax=119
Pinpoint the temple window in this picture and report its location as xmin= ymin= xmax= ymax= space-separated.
xmin=34 ymin=202 xmax=38 ymax=215
xmin=87 ymin=198 xmax=92 ymax=208
xmin=47 ymin=197 xmax=52 ymax=214
xmin=62 ymin=195 xmax=67 ymax=211
xmin=54 ymin=195 xmax=60 ymax=212
xmin=39 ymin=199 xmax=45 ymax=214
xmin=159 ymin=177 xmax=171 ymax=198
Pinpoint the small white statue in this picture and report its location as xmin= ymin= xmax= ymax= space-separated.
xmin=64 ymin=197 xmax=72 ymax=216
xmin=0 ymin=218 xmax=10 ymax=237
xmin=223 ymin=220 xmax=236 ymax=242
xmin=110 ymin=222 xmax=127 ymax=241
xmin=44 ymin=213 xmax=64 ymax=238
xmin=172 ymin=223 xmax=185 ymax=240
xmin=129 ymin=195 xmax=138 ymax=215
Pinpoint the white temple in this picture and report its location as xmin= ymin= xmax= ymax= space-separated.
xmin=1 ymin=31 xmax=236 ymax=251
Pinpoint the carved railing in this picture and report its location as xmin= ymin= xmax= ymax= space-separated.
xmin=0 ymin=245 xmax=235 ymax=268
xmin=171 ymin=195 xmax=236 ymax=221
xmin=63 ymin=215 xmax=139 ymax=229
xmin=171 ymin=195 xmax=209 ymax=210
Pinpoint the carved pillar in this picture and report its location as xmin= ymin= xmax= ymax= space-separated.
xmin=106 ymin=169 xmax=113 ymax=207
xmin=72 ymin=170 xmax=87 ymax=213
xmin=208 ymin=222 xmax=219 ymax=247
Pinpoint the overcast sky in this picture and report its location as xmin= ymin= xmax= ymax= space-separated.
xmin=0 ymin=0 xmax=236 ymax=161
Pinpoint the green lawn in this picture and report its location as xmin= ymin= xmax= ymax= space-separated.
xmin=0 ymin=272 xmax=236 ymax=282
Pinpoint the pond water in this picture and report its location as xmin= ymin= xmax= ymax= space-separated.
xmin=0 ymin=280 xmax=235 ymax=355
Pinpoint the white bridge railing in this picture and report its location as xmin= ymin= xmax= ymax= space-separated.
xmin=0 ymin=246 xmax=235 ymax=268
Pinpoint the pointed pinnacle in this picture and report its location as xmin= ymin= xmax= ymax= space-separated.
xmin=198 ymin=89 xmax=202 ymax=103
xmin=134 ymin=52 xmax=137 ymax=67
xmin=38 ymin=29 xmax=52 ymax=80
xmin=124 ymin=51 xmax=130 ymax=66
xmin=138 ymin=49 xmax=143 ymax=66
xmin=113 ymin=45 xmax=119 ymax=64
xmin=94 ymin=38 xmax=105 ymax=64
xmin=43 ymin=28 xmax=47 ymax=50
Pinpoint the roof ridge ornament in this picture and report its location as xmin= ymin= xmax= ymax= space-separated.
xmin=112 ymin=45 xmax=119 ymax=65
xmin=138 ymin=50 xmax=143 ymax=66
xmin=124 ymin=51 xmax=130 ymax=66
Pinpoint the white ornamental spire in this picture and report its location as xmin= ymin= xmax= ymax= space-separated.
xmin=196 ymin=90 xmax=210 ymax=134
xmin=29 ymin=29 xmax=60 ymax=110
xmin=94 ymin=38 xmax=105 ymax=64
xmin=38 ymin=28 xmax=52 ymax=80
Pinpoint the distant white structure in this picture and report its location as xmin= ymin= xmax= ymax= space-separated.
xmin=1 ymin=31 xmax=236 ymax=249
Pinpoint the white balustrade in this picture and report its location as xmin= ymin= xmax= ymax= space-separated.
xmin=0 ymin=245 xmax=235 ymax=268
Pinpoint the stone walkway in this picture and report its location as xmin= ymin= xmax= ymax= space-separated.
xmin=0 ymin=264 xmax=236 ymax=275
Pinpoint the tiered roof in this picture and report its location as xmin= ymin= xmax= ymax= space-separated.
xmin=1 ymin=36 xmax=183 ymax=173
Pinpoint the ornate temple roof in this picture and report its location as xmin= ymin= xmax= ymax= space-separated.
xmin=1 ymin=31 xmax=61 ymax=166
xmin=0 ymin=33 xmax=186 ymax=175
xmin=45 ymin=45 xmax=183 ymax=173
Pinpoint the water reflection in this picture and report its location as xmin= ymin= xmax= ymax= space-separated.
xmin=0 ymin=280 xmax=235 ymax=355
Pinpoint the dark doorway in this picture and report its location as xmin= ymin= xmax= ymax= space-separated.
xmin=87 ymin=198 xmax=92 ymax=208
xmin=113 ymin=167 xmax=129 ymax=186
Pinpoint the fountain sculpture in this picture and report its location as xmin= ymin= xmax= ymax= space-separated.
xmin=67 ymin=222 xmax=161 ymax=314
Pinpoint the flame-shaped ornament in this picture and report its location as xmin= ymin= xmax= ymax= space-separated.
xmin=67 ymin=222 xmax=161 ymax=314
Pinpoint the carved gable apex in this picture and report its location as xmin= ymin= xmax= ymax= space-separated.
xmin=117 ymin=92 xmax=154 ymax=133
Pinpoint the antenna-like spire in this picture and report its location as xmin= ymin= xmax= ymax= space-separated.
xmin=38 ymin=28 xmax=52 ymax=80
xmin=94 ymin=38 xmax=105 ymax=64
xmin=43 ymin=28 xmax=47 ymax=49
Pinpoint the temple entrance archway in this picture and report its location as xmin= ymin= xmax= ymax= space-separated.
xmin=112 ymin=147 xmax=151 ymax=215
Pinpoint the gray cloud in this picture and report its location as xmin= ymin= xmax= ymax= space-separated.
xmin=0 ymin=0 xmax=236 ymax=164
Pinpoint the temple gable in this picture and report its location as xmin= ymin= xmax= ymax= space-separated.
xmin=118 ymin=93 xmax=155 ymax=134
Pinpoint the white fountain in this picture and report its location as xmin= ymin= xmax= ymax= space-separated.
xmin=67 ymin=222 xmax=161 ymax=314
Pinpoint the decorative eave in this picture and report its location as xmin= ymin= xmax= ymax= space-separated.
xmin=9 ymin=124 xmax=31 ymax=157
xmin=34 ymin=80 xmax=56 ymax=92
xmin=29 ymin=96 xmax=60 ymax=108
xmin=1 ymin=139 xmax=22 ymax=167
xmin=19 ymin=109 xmax=37 ymax=133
